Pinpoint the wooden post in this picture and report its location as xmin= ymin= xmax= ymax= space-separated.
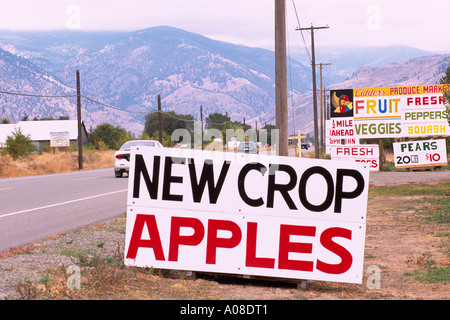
xmin=275 ymin=0 xmax=288 ymax=156
xmin=288 ymin=131 xmax=306 ymax=158
xmin=297 ymin=131 xmax=302 ymax=158
xmin=76 ymin=70 xmax=83 ymax=170
xmin=296 ymin=25 xmax=329 ymax=159
xmin=318 ymin=63 xmax=330 ymax=150
xmin=226 ymin=112 xmax=228 ymax=152
xmin=225 ymin=112 xmax=228 ymax=130
xmin=379 ymin=139 xmax=384 ymax=171
xmin=200 ymin=105 xmax=203 ymax=150
xmin=310 ymin=26 xmax=319 ymax=159
xmin=158 ymin=94 xmax=162 ymax=144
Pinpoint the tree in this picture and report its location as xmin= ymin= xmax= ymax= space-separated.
xmin=262 ymin=124 xmax=277 ymax=146
xmin=3 ymin=128 xmax=37 ymax=159
xmin=439 ymin=63 xmax=450 ymax=152
xmin=33 ymin=116 xmax=70 ymax=121
xmin=203 ymin=112 xmax=258 ymax=147
xmin=205 ymin=112 xmax=229 ymax=131
xmin=205 ymin=112 xmax=229 ymax=145
xmin=229 ymin=119 xmax=251 ymax=132
xmin=143 ymin=111 xmax=194 ymax=144
xmin=440 ymin=62 xmax=450 ymax=126
xmin=88 ymin=123 xmax=132 ymax=150
xmin=440 ymin=62 xmax=450 ymax=84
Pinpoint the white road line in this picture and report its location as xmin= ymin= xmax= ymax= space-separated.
xmin=0 ymin=189 xmax=128 ymax=219
xmin=70 ymin=176 xmax=101 ymax=182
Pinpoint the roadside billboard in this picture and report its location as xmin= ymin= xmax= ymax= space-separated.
xmin=124 ymin=147 xmax=370 ymax=284
xmin=50 ymin=131 xmax=70 ymax=147
xmin=393 ymin=139 xmax=448 ymax=168
xmin=330 ymin=84 xmax=450 ymax=139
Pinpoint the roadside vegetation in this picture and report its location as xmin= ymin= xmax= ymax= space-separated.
xmin=1 ymin=109 xmax=448 ymax=178
xmin=369 ymin=184 xmax=449 ymax=286
xmin=0 ymin=122 xmax=130 ymax=178
xmin=0 ymin=149 xmax=116 ymax=178
xmin=0 ymin=112 xmax=298 ymax=178
xmin=2 ymin=128 xmax=37 ymax=160
xmin=0 ymin=182 xmax=447 ymax=300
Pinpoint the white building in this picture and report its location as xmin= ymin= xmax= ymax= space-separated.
xmin=0 ymin=120 xmax=88 ymax=150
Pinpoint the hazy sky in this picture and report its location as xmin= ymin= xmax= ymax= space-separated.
xmin=0 ymin=0 xmax=449 ymax=52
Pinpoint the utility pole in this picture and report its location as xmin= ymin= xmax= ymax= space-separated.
xmin=296 ymin=24 xmax=329 ymax=159
xmin=225 ymin=112 xmax=228 ymax=130
xmin=226 ymin=111 xmax=228 ymax=151
xmin=322 ymin=88 xmax=329 ymax=148
xmin=157 ymin=94 xmax=162 ymax=144
xmin=76 ymin=70 xmax=83 ymax=170
xmin=317 ymin=62 xmax=331 ymax=149
xmin=275 ymin=0 xmax=288 ymax=156
xmin=200 ymin=105 xmax=203 ymax=150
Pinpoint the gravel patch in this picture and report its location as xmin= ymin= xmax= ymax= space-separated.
xmin=369 ymin=170 xmax=450 ymax=186
xmin=0 ymin=216 xmax=126 ymax=299
xmin=1 ymin=170 xmax=448 ymax=300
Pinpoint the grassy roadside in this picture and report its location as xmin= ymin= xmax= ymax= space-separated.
xmin=1 ymin=148 xmax=447 ymax=179
xmin=369 ymin=183 xmax=450 ymax=197
xmin=0 ymin=150 xmax=116 ymax=178
xmin=0 ymin=149 xmax=448 ymax=299
xmin=368 ymin=183 xmax=449 ymax=287
xmin=1 ymin=182 xmax=448 ymax=300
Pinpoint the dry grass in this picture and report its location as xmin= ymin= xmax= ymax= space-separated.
xmin=2 ymin=148 xmax=448 ymax=300
xmin=6 ymin=185 xmax=448 ymax=300
xmin=0 ymin=150 xmax=116 ymax=178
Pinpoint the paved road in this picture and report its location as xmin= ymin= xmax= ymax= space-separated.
xmin=0 ymin=168 xmax=128 ymax=252
xmin=1 ymin=158 xmax=447 ymax=253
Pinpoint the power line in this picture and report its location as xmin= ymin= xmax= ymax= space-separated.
xmin=286 ymin=5 xmax=297 ymax=135
xmin=0 ymin=88 xmax=256 ymax=127
xmin=0 ymin=88 xmax=149 ymax=115
xmin=0 ymin=89 xmax=76 ymax=98
xmin=0 ymin=87 xmax=214 ymax=124
xmin=291 ymin=0 xmax=311 ymax=63
xmin=80 ymin=94 xmax=148 ymax=114
xmin=152 ymin=109 xmax=197 ymax=123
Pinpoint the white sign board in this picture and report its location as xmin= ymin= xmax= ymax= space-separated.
xmin=330 ymin=145 xmax=380 ymax=171
xmin=325 ymin=118 xmax=359 ymax=151
xmin=330 ymin=85 xmax=450 ymax=139
xmin=50 ymin=131 xmax=70 ymax=147
xmin=124 ymin=147 xmax=369 ymax=284
xmin=393 ymin=139 xmax=448 ymax=168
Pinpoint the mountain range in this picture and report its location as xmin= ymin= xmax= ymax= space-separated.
xmin=290 ymin=45 xmax=437 ymax=84
xmin=0 ymin=26 xmax=449 ymax=136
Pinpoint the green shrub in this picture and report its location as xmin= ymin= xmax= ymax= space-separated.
xmin=3 ymin=128 xmax=37 ymax=159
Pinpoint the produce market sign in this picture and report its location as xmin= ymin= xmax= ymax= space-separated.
xmin=330 ymin=84 xmax=450 ymax=139
xmin=124 ymin=147 xmax=370 ymax=284
xmin=330 ymin=145 xmax=379 ymax=171
xmin=393 ymin=139 xmax=448 ymax=168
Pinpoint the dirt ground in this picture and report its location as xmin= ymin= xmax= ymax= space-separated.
xmin=119 ymin=171 xmax=450 ymax=300
xmin=359 ymin=196 xmax=448 ymax=299
xmin=0 ymin=171 xmax=448 ymax=300
xmin=369 ymin=169 xmax=450 ymax=186
xmin=113 ymin=194 xmax=449 ymax=300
